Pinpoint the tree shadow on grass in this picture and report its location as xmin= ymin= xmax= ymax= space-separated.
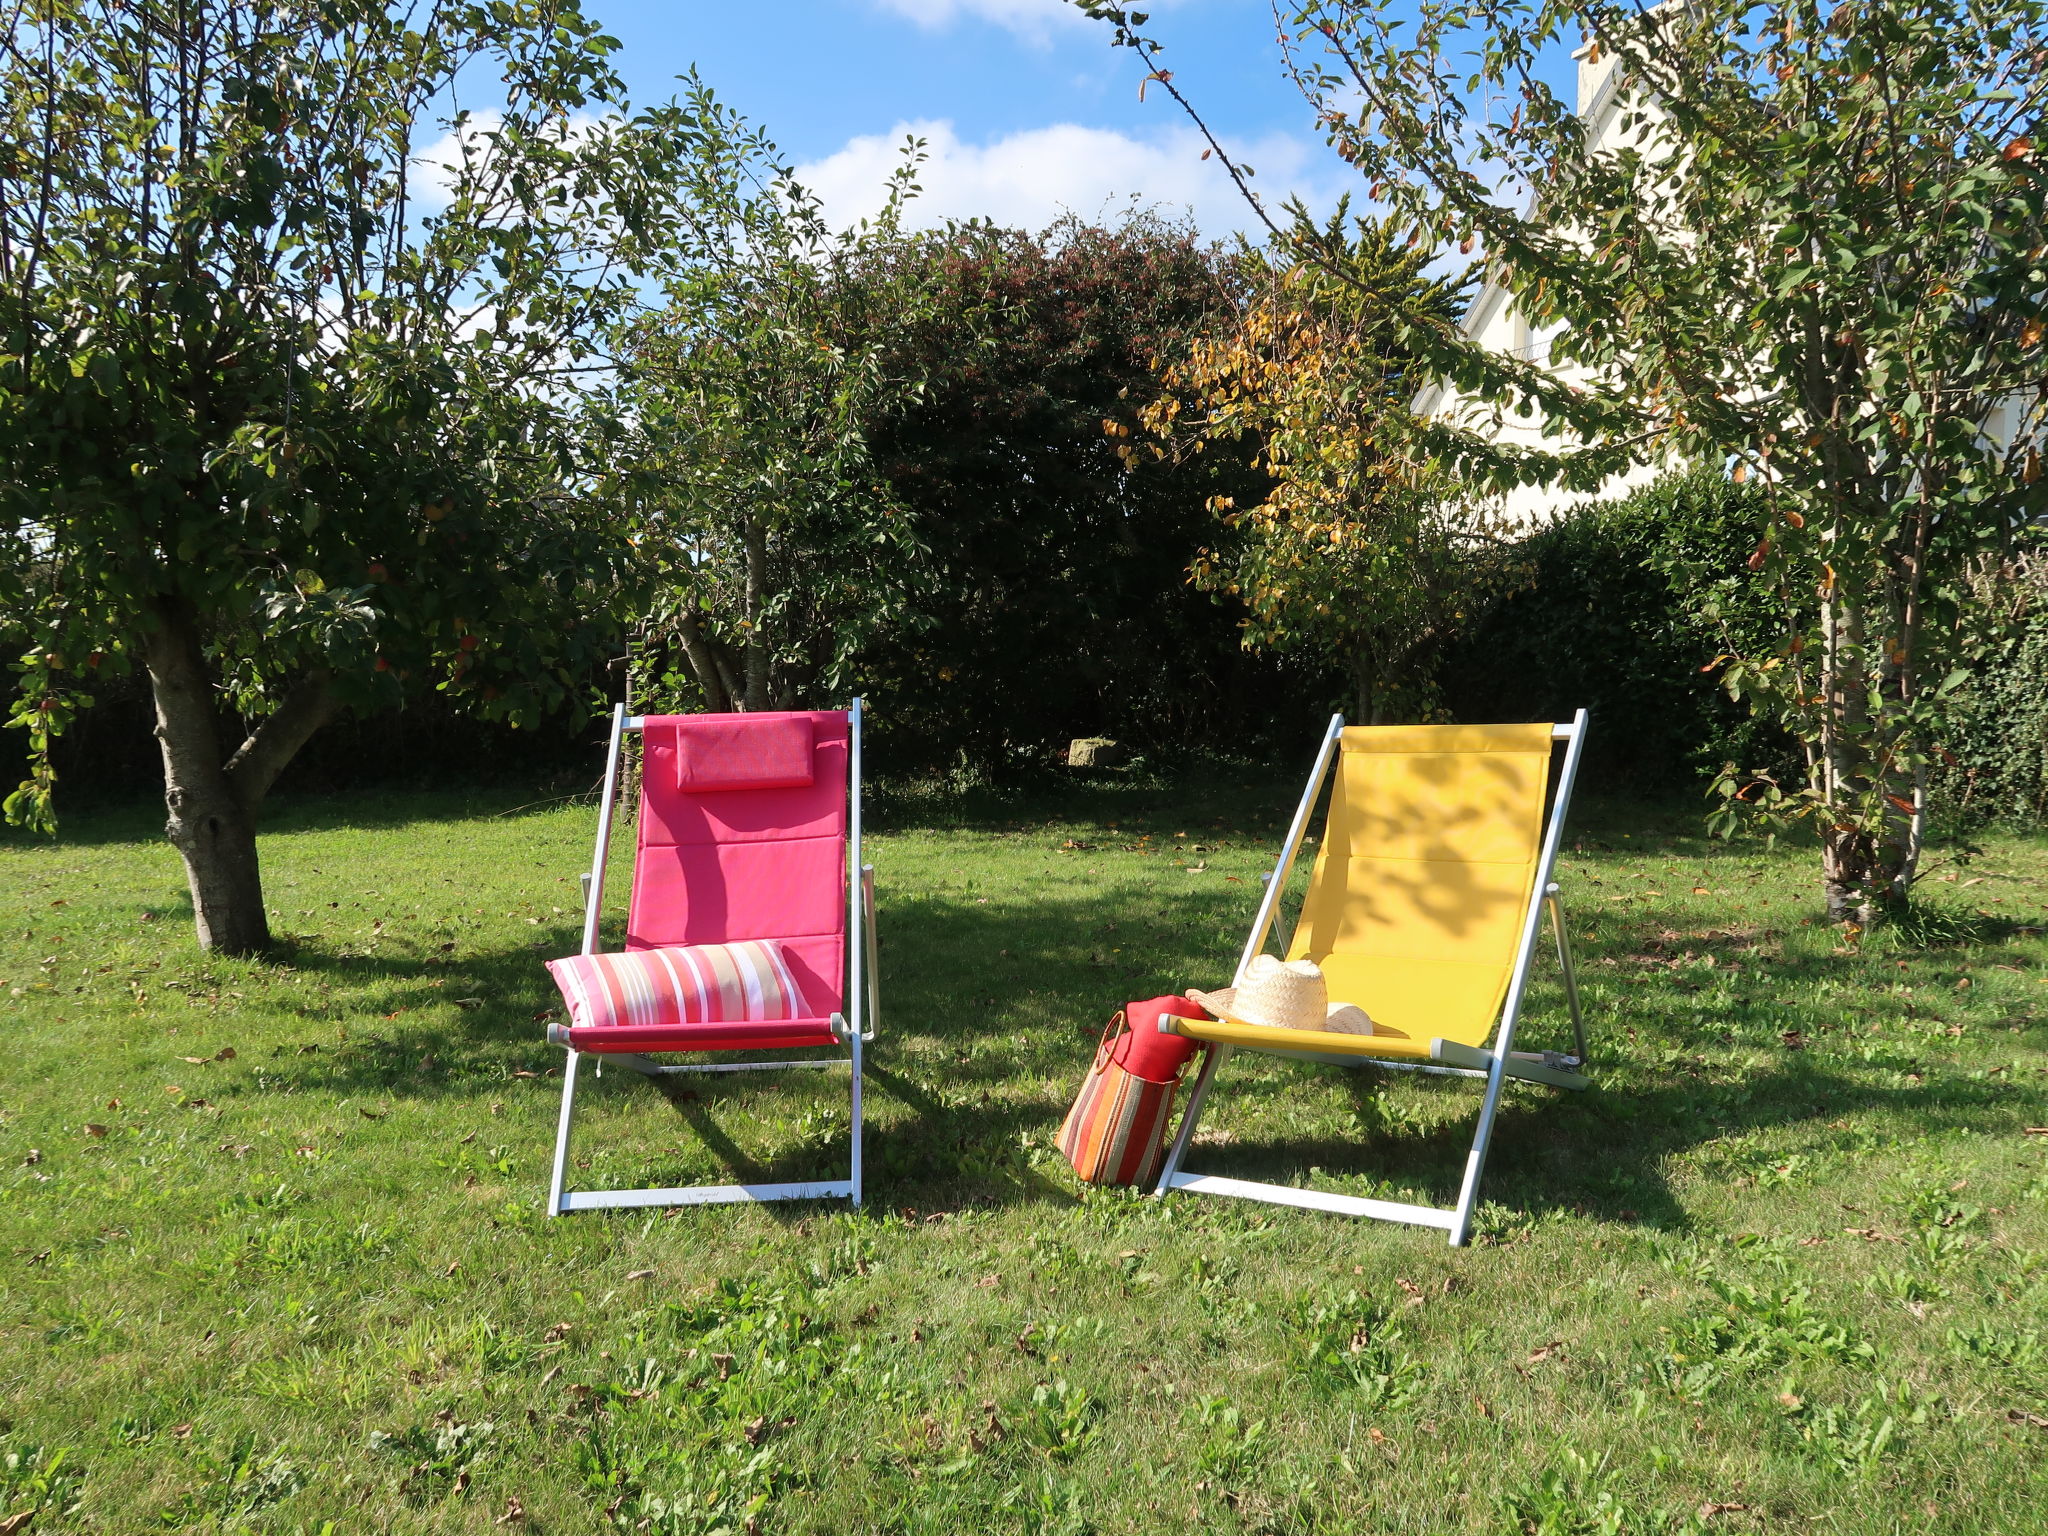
xmin=0 ymin=783 xmax=596 ymax=852
xmin=201 ymin=815 xmax=2044 ymax=1228
xmin=1166 ymin=1057 xmax=2032 ymax=1237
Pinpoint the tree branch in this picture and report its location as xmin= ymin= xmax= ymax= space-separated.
xmin=222 ymin=670 xmax=339 ymax=813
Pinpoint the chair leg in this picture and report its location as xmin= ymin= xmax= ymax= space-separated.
xmin=1154 ymin=1044 xmax=1229 ymax=1196
xmin=848 ymin=1031 xmax=864 ymax=1209
xmin=1447 ymin=1054 xmax=1511 ymax=1247
xmin=547 ymin=1049 xmax=582 ymax=1218
xmin=1548 ymin=894 xmax=1589 ymax=1066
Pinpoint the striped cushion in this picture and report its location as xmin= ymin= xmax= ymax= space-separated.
xmin=545 ymin=941 xmax=807 ymax=1031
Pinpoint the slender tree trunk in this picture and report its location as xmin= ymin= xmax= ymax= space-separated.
xmin=741 ymin=513 xmax=769 ymax=711
xmin=673 ymin=613 xmax=732 ymax=713
xmin=141 ymin=598 xmax=337 ymax=954
xmin=1353 ymin=654 xmax=1380 ymax=724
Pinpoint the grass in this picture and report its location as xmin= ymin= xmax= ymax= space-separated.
xmin=2 ymin=770 xmax=2045 ymax=1534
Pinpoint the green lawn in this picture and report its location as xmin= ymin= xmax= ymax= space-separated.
xmin=2 ymin=773 xmax=2045 ymax=1534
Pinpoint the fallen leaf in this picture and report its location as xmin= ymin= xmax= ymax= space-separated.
xmin=1526 ymin=1341 xmax=1565 ymax=1364
xmin=358 ymin=1106 xmax=387 ymax=1120
xmin=495 ymin=1494 xmax=526 ymax=1526
xmin=83 ymin=1123 xmax=107 ymax=1138
xmin=214 ymin=1046 xmax=236 ymax=1061
xmin=1699 ymin=1502 xmax=1751 ymax=1520
xmin=543 ymin=1322 xmax=572 ymax=1342
xmin=975 ymin=1273 xmax=1001 ymax=1289
xmin=744 ymin=1415 xmax=770 ymax=1447
xmin=713 ymin=1352 xmax=736 ymax=1381
xmin=455 ymin=997 xmax=483 ymax=1010
xmin=181 ymin=1056 xmax=208 ymax=1065
xmin=0 ymin=1507 xmax=34 ymax=1534
xmin=2007 ymin=1409 xmax=2048 ymax=1430
xmin=1367 ymin=1425 xmax=1387 ymax=1444
xmin=443 ymin=1261 xmax=460 ymax=1278
xmin=626 ymin=1269 xmax=655 ymax=1281
xmin=1473 ymin=1397 xmax=1494 ymax=1419
xmin=105 ymin=1098 xmax=120 ymax=1110
xmin=20 ymin=1149 xmax=40 ymax=1166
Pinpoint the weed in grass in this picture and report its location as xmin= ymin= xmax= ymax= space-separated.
xmin=0 ymin=1444 xmax=86 ymax=1527
xmin=1862 ymin=1266 xmax=1948 ymax=1308
xmin=1184 ymin=1394 xmax=1269 ymax=1483
xmin=1658 ymin=1279 xmax=1872 ymax=1400
xmin=1496 ymin=1449 xmax=1681 ymax=1535
xmin=1286 ymin=1291 xmax=1429 ymax=1411
xmin=1773 ymin=1379 xmax=1946 ymax=1481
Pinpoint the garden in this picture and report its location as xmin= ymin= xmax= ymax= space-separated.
xmin=3 ymin=0 xmax=2047 ymax=1530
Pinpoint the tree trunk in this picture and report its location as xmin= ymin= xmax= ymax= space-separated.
xmin=673 ymin=613 xmax=732 ymax=713
xmin=142 ymin=599 xmax=336 ymax=955
xmin=1821 ymin=823 xmax=1907 ymax=928
xmin=741 ymin=513 xmax=770 ymax=711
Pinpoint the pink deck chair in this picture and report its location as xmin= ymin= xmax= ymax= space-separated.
xmin=544 ymin=700 xmax=877 ymax=1214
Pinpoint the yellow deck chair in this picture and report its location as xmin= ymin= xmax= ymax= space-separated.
xmin=1154 ymin=713 xmax=1590 ymax=1246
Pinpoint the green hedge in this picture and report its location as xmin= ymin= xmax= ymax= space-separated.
xmin=1441 ymin=468 xmax=1794 ymax=795
xmin=1933 ymin=558 xmax=2048 ymax=831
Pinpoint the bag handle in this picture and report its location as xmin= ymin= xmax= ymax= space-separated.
xmin=1091 ymin=1009 xmax=1128 ymax=1074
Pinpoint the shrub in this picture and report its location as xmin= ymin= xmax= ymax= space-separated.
xmin=1441 ymin=468 xmax=1793 ymax=794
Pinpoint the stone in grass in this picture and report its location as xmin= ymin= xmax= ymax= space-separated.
xmin=1067 ymin=737 xmax=1125 ymax=769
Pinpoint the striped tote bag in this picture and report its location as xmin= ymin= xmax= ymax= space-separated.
xmin=1057 ymin=1006 xmax=1198 ymax=1188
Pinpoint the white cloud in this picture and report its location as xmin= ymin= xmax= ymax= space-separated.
xmin=871 ymin=0 xmax=1092 ymax=44
xmin=793 ymin=118 xmax=1344 ymax=242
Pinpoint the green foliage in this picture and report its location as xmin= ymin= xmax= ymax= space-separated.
xmin=1932 ymin=554 xmax=2048 ymax=830
xmin=0 ymin=0 xmax=643 ymax=793
xmin=1444 ymin=468 xmax=1790 ymax=792
xmin=0 ymin=0 xmax=678 ymax=948
xmin=616 ymin=83 xmax=930 ymax=716
xmin=1088 ymin=0 xmax=2048 ymax=920
xmin=631 ymin=209 xmax=1304 ymax=767
xmin=856 ymin=212 xmax=1289 ymax=766
xmin=1146 ymin=201 xmax=1475 ymax=723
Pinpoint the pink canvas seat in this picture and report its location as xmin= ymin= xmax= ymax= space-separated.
xmin=544 ymin=703 xmax=878 ymax=1215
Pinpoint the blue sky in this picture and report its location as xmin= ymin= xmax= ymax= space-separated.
xmin=583 ymin=1 xmax=1358 ymax=240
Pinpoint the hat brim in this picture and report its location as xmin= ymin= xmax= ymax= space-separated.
xmin=1184 ymin=986 xmax=1374 ymax=1036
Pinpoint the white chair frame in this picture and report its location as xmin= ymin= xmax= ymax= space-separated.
xmin=1154 ymin=711 xmax=1590 ymax=1247
xmin=545 ymin=698 xmax=879 ymax=1215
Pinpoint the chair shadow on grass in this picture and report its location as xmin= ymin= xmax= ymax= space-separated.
xmin=232 ymin=820 xmax=2042 ymax=1229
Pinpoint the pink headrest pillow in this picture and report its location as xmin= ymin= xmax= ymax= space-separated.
xmin=672 ymin=715 xmax=815 ymax=792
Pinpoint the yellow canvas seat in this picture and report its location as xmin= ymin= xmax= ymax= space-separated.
xmin=1154 ymin=715 xmax=1591 ymax=1247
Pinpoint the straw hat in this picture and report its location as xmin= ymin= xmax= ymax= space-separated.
xmin=1185 ymin=954 xmax=1375 ymax=1035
